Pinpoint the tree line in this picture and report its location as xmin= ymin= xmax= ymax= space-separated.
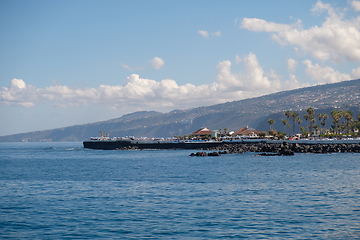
xmin=267 ymin=107 xmax=360 ymax=137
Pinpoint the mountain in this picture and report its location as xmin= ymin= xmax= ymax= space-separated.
xmin=1 ymin=79 xmax=359 ymax=142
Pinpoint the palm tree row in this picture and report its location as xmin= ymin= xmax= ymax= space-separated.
xmin=267 ymin=108 xmax=360 ymax=137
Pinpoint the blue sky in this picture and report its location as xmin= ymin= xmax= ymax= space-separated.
xmin=1 ymin=0 xmax=360 ymax=136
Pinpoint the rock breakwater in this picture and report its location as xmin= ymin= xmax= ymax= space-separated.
xmin=190 ymin=142 xmax=360 ymax=156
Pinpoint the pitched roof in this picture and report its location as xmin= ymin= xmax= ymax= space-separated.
xmin=233 ymin=126 xmax=260 ymax=136
xmin=191 ymin=127 xmax=212 ymax=136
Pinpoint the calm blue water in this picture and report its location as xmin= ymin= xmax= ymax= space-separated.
xmin=1 ymin=142 xmax=360 ymax=239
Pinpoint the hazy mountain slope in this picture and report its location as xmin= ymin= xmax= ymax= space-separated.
xmin=1 ymin=79 xmax=359 ymax=142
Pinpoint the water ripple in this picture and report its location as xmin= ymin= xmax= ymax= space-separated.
xmin=0 ymin=143 xmax=360 ymax=239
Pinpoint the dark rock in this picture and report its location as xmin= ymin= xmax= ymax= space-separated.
xmin=219 ymin=150 xmax=229 ymax=154
xmin=208 ymin=152 xmax=221 ymax=156
xmin=189 ymin=151 xmax=208 ymax=156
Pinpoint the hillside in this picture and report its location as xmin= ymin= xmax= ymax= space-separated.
xmin=1 ymin=79 xmax=359 ymax=142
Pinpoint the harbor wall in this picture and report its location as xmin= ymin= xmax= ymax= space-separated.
xmin=83 ymin=140 xmax=360 ymax=153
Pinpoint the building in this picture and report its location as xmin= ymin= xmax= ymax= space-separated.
xmin=233 ymin=126 xmax=260 ymax=137
xmin=190 ymin=127 xmax=213 ymax=137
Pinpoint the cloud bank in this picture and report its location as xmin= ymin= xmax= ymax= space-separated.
xmin=303 ymin=60 xmax=360 ymax=84
xmin=352 ymin=1 xmax=360 ymax=12
xmin=240 ymin=0 xmax=360 ymax=63
xmin=287 ymin=58 xmax=298 ymax=72
xmin=1 ymin=53 xmax=309 ymax=111
xmin=3 ymin=1 xmax=359 ymax=113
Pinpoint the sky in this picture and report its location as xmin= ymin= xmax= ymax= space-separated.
xmin=1 ymin=0 xmax=360 ymax=136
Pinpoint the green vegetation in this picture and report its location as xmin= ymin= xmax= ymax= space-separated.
xmin=268 ymin=129 xmax=277 ymax=137
xmin=282 ymin=119 xmax=288 ymax=134
xmin=266 ymin=106 xmax=360 ymax=138
xmin=191 ymin=104 xmax=357 ymax=140
xmin=258 ymin=131 xmax=267 ymax=138
xmin=267 ymin=119 xmax=275 ymax=130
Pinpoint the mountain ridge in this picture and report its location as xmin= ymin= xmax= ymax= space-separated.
xmin=1 ymin=79 xmax=359 ymax=142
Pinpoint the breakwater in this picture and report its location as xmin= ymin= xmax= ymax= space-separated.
xmin=83 ymin=139 xmax=225 ymax=150
xmin=191 ymin=141 xmax=360 ymax=156
xmin=84 ymin=139 xmax=360 ymax=154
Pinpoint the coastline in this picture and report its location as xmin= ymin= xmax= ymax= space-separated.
xmin=83 ymin=139 xmax=360 ymax=154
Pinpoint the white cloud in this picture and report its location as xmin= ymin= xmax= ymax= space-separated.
xmin=234 ymin=18 xmax=239 ymax=26
xmin=303 ymin=59 xmax=351 ymax=83
xmin=150 ymin=57 xmax=165 ymax=70
xmin=266 ymin=69 xmax=282 ymax=80
xmin=212 ymin=31 xmax=221 ymax=36
xmin=197 ymin=30 xmax=208 ymax=37
xmin=287 ymin=58 xmax=298 ymax=72
xmin=10 ymin=78 xmax=26 ymax=89
xmin=1 ymin=53 xmax=304 ymax=110
xmin=283 ymin=74 xmax=310 ymax=90
xmin=311 ymin=1 xmax=338 ymax=18
xmin=120 ymin=61 xmax=151 ymax=71
xmin=240 ymin=1 xmax=360 ymax=63
xmin=235 ymin=55 xmax=242 ymax=64
xmin=120 ymin=63 xmax=131 ymax=70
xmin=351 ymin=66 xmax=360 ymax=78
xmin=198 ymin=30 xmax=221 ymax=38
xmin=352 ymin=1 xmax=360 ymax=12
xmin=241 ymin=17 xmax=294 ymax=32
xmin=11 ymin=54 xmax=357 ymax=111
xmin=215 ymin=53 xmax=307 ymax=95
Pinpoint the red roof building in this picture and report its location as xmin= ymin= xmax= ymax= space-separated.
xmin=233 ymin=126 xmax=260 ymax=136
xmin=190 ymin=127 xmax=213 ymax=136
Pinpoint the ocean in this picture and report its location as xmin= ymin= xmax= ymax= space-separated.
xmin=1 ymin=142 xmax=359 ymax=239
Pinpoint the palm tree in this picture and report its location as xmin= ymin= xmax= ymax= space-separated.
xmin=282 ymin=119 xmax=288 ymax=134
xmin=219 ymin=129 xmax=222 ymax=137
xmin=267 ymin=119 xmax=275 ymax=130
xmin=321 ymin=113 xmax=328 ymax=134
xmin=331 ymin=110 xmax=338 ymax=135
xmin=344 ymin=111 xmax=353 ymax=134
xmin=314 ymin=124 xmax=320 ymax=135
xmin=224 ymin=128 xmax=228 ymax=136
xmin=357 ymin=112 xmax=360 ymax=122
xmin=330 ymin=110 xmax=338 ymax=118
xmin=297 ymin=117 xmax=302 ymax=134
xmin=287 ymin=124 xmax=291 ymax=136
xmin=307 ymin=107 xmax=315 ymax=136
xmin=304 ymin=114 xmax=310 ymax=130
xmin=310 ymin=116 xmax=316 ymax=136
xmin=317 ymin=113 xmax=322 ymax=133
xmin=285 ymin=110 xmax=291 ymax=117
xmin=320 ymin=120 xmax=326 ymax=134
xmin=291 ymin=111 xmax=299 ymax=136
xmin=337 ymin=111 xmax=344 ymax=134
xmin=285 ymin=110 xmax=291 ymax=122
xmin=339 ymin=123 xmax=345 ymax=135
xmin=300 ymin=126 xmax=306 ymax=137
xmin=317 ymin=113 xmax=322 ymax=122
xmin=331 ymin=111 xmax=343 ymax=136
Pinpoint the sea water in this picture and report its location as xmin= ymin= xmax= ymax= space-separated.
xmin=0 ymin=142 xmax=359 ymax=239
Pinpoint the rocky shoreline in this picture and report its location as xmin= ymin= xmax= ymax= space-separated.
xmin=190 ymin=142 xmax=360 ymax=156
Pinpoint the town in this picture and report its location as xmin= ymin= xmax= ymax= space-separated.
xmin=175 ymin=107 xmax=360 ymax=141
